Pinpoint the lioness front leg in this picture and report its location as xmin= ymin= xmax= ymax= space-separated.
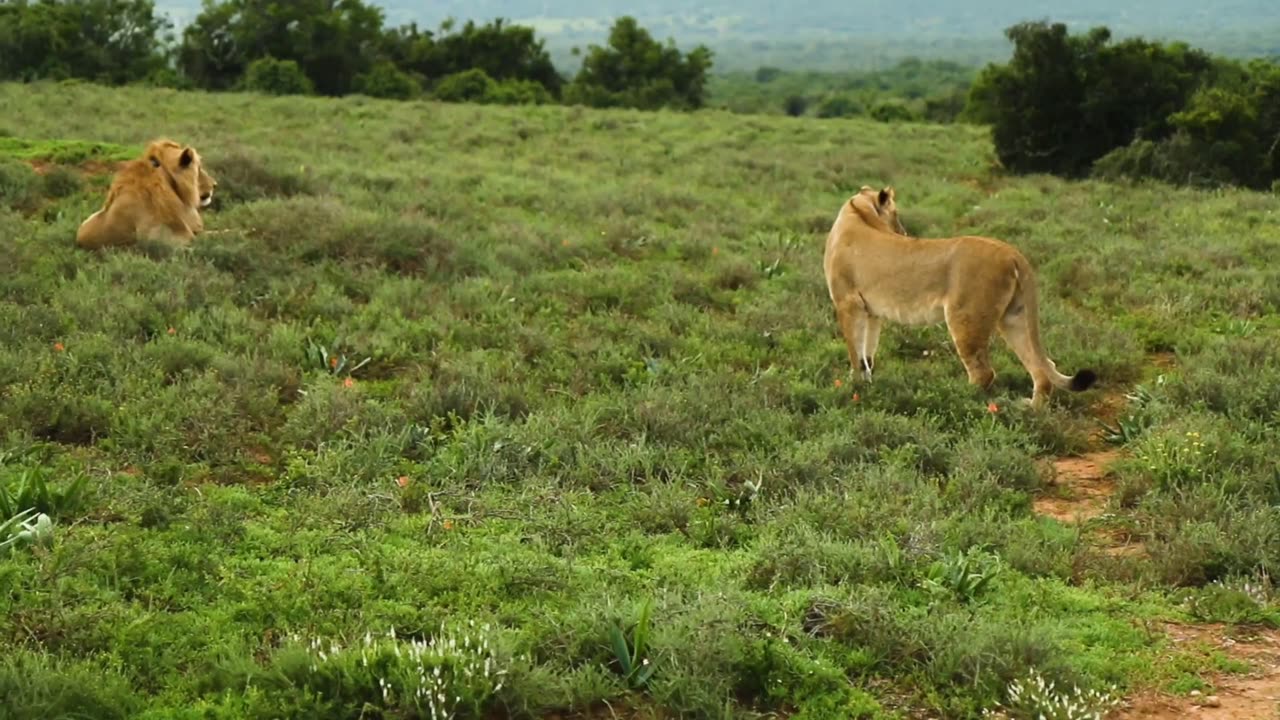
xmin=834 ymin=295 xmax=874 ymax=381
xmin=863 ymin=316 xmax=882 ymax=380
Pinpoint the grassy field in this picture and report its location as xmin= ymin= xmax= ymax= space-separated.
xmin=2 ymin=80 xmax=1280 ymax=720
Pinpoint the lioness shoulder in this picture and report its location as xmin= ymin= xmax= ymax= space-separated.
xmin=75 ymin=139 xmax=217 ymax=250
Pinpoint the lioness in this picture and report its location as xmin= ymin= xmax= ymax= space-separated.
xmin=75 ymin=139 xmax=217 ymax=250
xmin=823 ymin=185 xmax=1096 ymax=408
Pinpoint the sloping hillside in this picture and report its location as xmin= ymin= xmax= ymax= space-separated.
xmin=2 ymin=82 xmax=1280 ymax=718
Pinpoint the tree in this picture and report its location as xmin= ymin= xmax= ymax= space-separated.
xmin=966 ymin=21 xmax=1215 ymax=176
xmin=383 ymin=18 xmax=562 ymax=97
xmin=0 ymin=0 xmax=171 ymax=84
xmin=178 ymin=0 xmax=387 ymax=96
xmin=967 ymin=22 xmax=1092 ymax=175
xmin=565 ymin=17 xmax=713 ymax=111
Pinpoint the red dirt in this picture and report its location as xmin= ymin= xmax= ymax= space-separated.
xmin=26 ymin=158 xmax=124 ymax=176
xmin=1111 ymin=624 xmax=1280 ymax=719
xmin=1034 ymin=450 xmax=1122 ymax=523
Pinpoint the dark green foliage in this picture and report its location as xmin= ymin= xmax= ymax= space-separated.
xmin=356 ymin=60 xmax=420 ymax=100
xmin=968 ymin=23 xmax=1214 ymax=176
xmin=434 ymin=68 xmax=497 ymax=103
xmin=566 ymin=16 xmax=713 ymax=111
xmin=383 ymin=17 xmax=562 ymax=96
xmin=178 ymin=0 xmax=387 ymax=95
xmin=0 ymin=0 xmax=172 ymax=83
xmin=241 ymin=56 xmax=314 ymax=96
xmin=969 ymin=20 xmax=1279 ymax=188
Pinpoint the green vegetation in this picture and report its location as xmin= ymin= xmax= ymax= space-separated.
xmin=709 ymin=59 xmax=974 ymax=122
xmin=3 ymin=79 xmax=1280 ymax=717
xmin=1 ymin=0 xmax=711 ymax=111
xmin=158 ymin=0 xmax=1280 ymax=70
xmin=967 ymin=22 xmax=1280 ymax=189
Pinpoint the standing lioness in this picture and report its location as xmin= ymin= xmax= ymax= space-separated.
xmin=823 ymin=186 xmax=1096 ymax=408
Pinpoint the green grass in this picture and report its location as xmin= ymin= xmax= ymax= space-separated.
xmin=0 ymin=136 xmax=135 ymax=164
xmin=2 ymin=80 xmax=1280 ymax=719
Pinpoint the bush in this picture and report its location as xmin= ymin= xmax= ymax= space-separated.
xmin=434 ymin=68 xmax=496 ymax=103
xmin=815 ymin=95 xmax=863 ymax=118
xmin=870 ymin=101 xmax=918 ymax=123
xmin=1093 ymin=60 xmax=1280 ymax=189
xmin=357 ymin=61 xmax=420 ymax=100
xmin=783 ymin=95 xmax=808 ymax=117
xmin=486 ymin=78 xmax=554 ymax=105
xmin=242 ymin=57 xmax=314 ymax=96
xmin=0 ymin=160 xmax=40 ymax=212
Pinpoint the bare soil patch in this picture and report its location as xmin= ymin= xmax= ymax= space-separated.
xmin=1111 ymin=624 xmax=1280 ymax=719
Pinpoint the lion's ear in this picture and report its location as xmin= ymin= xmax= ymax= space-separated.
xmin=179 ymin=148 xmax=194 ymax=168
xmin=878 ymin=187 xmax=893 ymax=206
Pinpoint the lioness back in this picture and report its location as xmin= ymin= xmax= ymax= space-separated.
xmin=75 ymin=139 xmax=215 ymax=250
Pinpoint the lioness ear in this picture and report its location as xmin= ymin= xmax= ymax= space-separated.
xmin=179 ymin=148 xmax=194 ymax=168
xmin=878 ymin=187 xmax=893 ymax=206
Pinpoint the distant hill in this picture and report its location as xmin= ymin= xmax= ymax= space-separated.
xmin=155 ymin=1 xmax=1280 ymax=70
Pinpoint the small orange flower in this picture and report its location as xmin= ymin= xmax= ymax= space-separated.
xmin=343 ymin=377 xmax=355 ymax=388
xmin=53 ymin=342 xmax=65 ymax=352
xmin=833 ymin=378 xmax=843 ymax=388
xmin=396 ymin=476 xmax=409 ymax=488
xmin=711 ymin=246 xmax=719 ymax=256
xmin=561 ymin=239 xmax=569 ymax=247
xmin=987 ymin=402 xmax=999 ymax=413
xmin=166 ymin=327 xmax=176 ymax=335
xmin=851 ymin=393 xmax=860 ymax=402
xmin=442 ymin=519 xmax=454 ymax=530
xmin=329 ymin=356 xmax=339 ymax=368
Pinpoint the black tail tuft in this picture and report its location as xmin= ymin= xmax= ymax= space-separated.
xmin=1069 ymin=369 xmax=1098 ymax=392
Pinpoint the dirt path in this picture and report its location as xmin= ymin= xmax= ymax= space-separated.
xmin=1110 ymin=624 xmax=1280 ymax=719
xmin=1033 ymin=449 xmax=1122 ymax=524
xmin=1033 ymin=354 xmax=1279 ymax=718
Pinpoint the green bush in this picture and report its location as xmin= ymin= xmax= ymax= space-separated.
xmin=242 ymin=56 xmax=314 ymax=96
xmin=357 ymin=61 xmax=420 ymax=100
xmin=434 ymin=68 xmax=496 ymax=103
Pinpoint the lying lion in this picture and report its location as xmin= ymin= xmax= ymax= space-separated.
xmin=75 ymin=139 xmax=217 ymax=250
xmin=823 ymin=185 xmax=1096 ymax=408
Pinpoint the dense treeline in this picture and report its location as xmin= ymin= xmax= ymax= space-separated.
xmin=965 ymin=22 xmax=1280 ymax=190
xmin=0 ymin=0 xmax=712 ymax=111
xmin=3 ymin=3 xmax=1278 ymax=189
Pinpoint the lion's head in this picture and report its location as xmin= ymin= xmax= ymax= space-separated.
xmin=855 ymin=185 xmax=907 ymax=235
xmin=145 ymin=139 xmax=213 ymax=208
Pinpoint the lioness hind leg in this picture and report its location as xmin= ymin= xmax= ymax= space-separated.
xmin=944 ymin=307 xmax=997 ymax=391
xmin=834 ymin=295 xmax=873 ymax=381
xmin=999 ymin=316 xmax=1054 ymax=407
